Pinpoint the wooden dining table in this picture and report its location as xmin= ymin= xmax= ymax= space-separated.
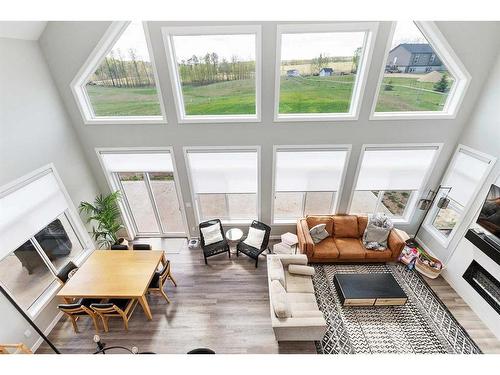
xmin=57 ymin=250 xmax=164 ymax=320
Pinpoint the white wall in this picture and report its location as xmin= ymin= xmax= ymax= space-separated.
xmin=0 ymin=37 xmax=99 ymax=350
xmin=39 ymin=21 xmax=500 ymax=238
xmin=419 ymin=51 xmax=500 ymax=339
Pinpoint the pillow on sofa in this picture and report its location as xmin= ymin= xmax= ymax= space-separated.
xmin=288 ymin=264 xmax=315 ymax=276
xmin=271 ymin=280 xmax=292 ymax=318
xmin=363 ymin=214 xmax=394 ymax=251
xmin=306 ymin=215 xmax=333 ymax=235
xmin=201 ymin=223 xmax=223 ymax=245
xmin=309 ymin=223 xmax=329 ymax=244
xmin=243 ymin=227 xmax=266 ymax=249
xmin=333 ymin=215 xmax=359 ymax=238
xmin=269 ymin=257 xmax=286 ymax=288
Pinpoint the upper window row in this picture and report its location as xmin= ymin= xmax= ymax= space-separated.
xmin=72 ymin=21 xmax=470 ymax=124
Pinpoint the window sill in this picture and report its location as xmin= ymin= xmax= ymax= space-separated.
xmin=370 ymin=111 xmax=457 ymax=121
xmin=28 ymin=280 xmax=62 ymax=320
xmin=178 ymin=114 xmax=261 ymax=124
xmin=84 ymin=116 xmax=167 ymax=125
xmin=274 ymin=113 xmax=357 ymax=122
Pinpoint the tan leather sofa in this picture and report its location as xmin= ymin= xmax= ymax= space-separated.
xmin=297 ymin=215 xmax=405 ymax=263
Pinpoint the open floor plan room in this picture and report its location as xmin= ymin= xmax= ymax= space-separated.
xmin=1 ymin=1 xmax=500 ymax=372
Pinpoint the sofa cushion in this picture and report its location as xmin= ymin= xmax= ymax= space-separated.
xmin=269 ymin=257 xmax=286 ymax=288
xmin=306 ymin=216 xmax=334 ymax=235
xmin=288 ymin=264 xmax=315 ymax=276
xmin=365 ymin=248 xmax=393 ymax=259
xmin=357 ymin=216 xmax=368 ymax=237
xmin=335 ymin=238 xmax=366 ymax=259
xmin=284 ymin=271 xmax=315 ymax=293
xmin=312 ymin=237 xmax=339 ymax=259
xmin=270 ymin=280 xmax=292 ymax=318
xmin=288 ymin=292 xmax=319 ymax=314
xmin=333 ymin=215 xmax=359 ymax=238
xmin=292 ymin=310 xmax=324 ymax=318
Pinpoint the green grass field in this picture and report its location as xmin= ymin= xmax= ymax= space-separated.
xmin=86 ymin=74 xmax=451 ymax=117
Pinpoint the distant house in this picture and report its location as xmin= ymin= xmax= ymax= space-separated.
xmin=319 ymin=67 xmax=334 ymax=77
xmin=286 ymin=69 xmax=300 ymax=77
xmin=386 ymin=43 xmax=445 ymax=73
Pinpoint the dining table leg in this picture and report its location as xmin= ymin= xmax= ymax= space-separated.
xmin=138 ymin=294 xmax=153 ymax=320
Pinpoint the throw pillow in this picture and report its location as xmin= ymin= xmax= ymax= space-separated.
xmin=200 ymin=223 xmax=223 ymax=246
xmin=309 ymin=223 xmax=329 ymax=244
xmin=271 ymin=280 xmax=291 ymax=319
xmin=269 ymin=257 xmax=286 ymax=288
xmin=362 ymin=214 xmax=394 ymax=251
xmin=243 ymin=227 xmax=266 ymax=249
xmin=288 ymin=264 xmax=315 ymax=276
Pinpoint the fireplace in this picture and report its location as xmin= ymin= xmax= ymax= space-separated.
xmin=463 ymin=260 xmax=500 ymax=315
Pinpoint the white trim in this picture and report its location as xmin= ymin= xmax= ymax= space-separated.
xmin=346 ymin=143 xmax=443 ymax=223
xmin=422 ymin=144 xmax=496 ymax=249
xmin=183 ymin=146 xmax=261 ymax=225
xmin=70 ymin=21 xmax=167 ymax=125
xmin=95 ymin=147 xmax=189 ymax=238
xmin=273 ymin=22 xmax=378 ymax=122
xmin=31 ymin=311 xmax=63 ymax=353
xmin=270 ymin=144 xmax=352 ymax=224
xmin=162 ymin=25 xmax=262 ymax=124
xmin=369 ymin=21 xmax=471 ymax=120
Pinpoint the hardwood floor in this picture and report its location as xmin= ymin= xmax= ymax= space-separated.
xmin=38 ymin=241 xmax=500 ymax=354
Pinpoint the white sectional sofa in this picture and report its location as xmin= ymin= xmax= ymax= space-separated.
xmin=266 ymin=254 xmax=327 ymax=341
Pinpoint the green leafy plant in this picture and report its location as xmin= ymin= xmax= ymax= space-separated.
xmin=79 ymin=191 xmax=124 ymax=248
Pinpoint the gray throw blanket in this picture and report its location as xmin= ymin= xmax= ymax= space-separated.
xmin=362 ymin=214 xmax=394 ymax=251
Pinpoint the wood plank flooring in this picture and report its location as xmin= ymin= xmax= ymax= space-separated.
xmin=38 ymin=241 xmax=500 ymax=354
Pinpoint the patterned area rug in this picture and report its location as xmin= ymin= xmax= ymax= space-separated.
xmin=312 ymin=263 xmax=482 ymax=354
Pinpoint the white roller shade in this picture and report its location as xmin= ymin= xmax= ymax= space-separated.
xmin=0 ymin=172 xmax=68 ymax=256
xmin=187 ymin=151 xmax=258 ymax=194
xmin=275 ymin=149 xmax=348 ymax=192
xmin=100 ymin=152 xmax=174 ymax=172
xmin=445 ymin=150 xmax=491 ymax=207
xmin=355 ymin=147 xmax=438 ymax=191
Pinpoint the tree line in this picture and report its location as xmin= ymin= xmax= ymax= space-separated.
xmin=178 ymin=53 xmax=254 ymax=86
xmin=89 ymin=49 xmax=155 ymax=88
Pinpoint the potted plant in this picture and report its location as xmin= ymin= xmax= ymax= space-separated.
xmin=79 ymin=191 xmax=125 ymax=249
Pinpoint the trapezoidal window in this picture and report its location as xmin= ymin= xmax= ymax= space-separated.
xmin=372 ymin=21 xmax=470 ymax=119
xmin=274 ymin=23 xmax=377 ymax=121
xmin=72 ymin=21 xmax=166 ymax=124
xmin=163 ymin=25 xmax=261 ymax=123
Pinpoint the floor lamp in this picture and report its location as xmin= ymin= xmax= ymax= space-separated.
xmin=406 ymin=185 xmax=452 ymax=248
xmin=0 ymin=285 xmax=60 ymax=354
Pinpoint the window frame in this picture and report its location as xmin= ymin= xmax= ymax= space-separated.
xmin=273 ymin=22 xmax=378 ymax=122
xmin=95 ymin=147 xmax=189 ymax=239
xmin=271 ymin=144 xmax=351 ymax=225
xmin=162 ymin=25 xmax=262 ymax=124
xmin=71 ymin=21 xmax=167 ymax=125
xmin=183 ymin=146 xmax=261 ymax=225
xmin=0 ymin=164 xmax=93 ymax=319
xmin=347 ymin=143 xmax=442 ymax=224
xmin=422 ymin=145 xmax=496 ymax=247
xmin=370 ymin=21 xmax=471 ymax=121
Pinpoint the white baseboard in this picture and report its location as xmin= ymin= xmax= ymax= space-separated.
xmin=31 ymin=311 xmax=63 ymax=353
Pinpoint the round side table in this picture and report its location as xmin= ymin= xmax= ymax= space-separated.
xmin=226 ymin=228 xmax=243 ymax=254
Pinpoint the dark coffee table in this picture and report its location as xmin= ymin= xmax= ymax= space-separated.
xmin=333 ymin=273 xmax=408 ymax=306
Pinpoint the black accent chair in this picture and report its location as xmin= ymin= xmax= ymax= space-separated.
xmin=199 ymin=219 xmax=230 ymax=265
xmin=237 ymin=220 xmax=271 ymax=268
xmin=110 ymin=244 xmax=128 ymax=250
xmin=56 ymin=261 xmax=78 ymax=283
xmin=133 ymin=244 xmax=152 ymax=250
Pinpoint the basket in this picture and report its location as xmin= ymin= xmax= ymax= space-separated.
xmin=415 ymin=252 xmax=443 ymax=279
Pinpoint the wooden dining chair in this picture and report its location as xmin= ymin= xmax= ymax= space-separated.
xmin=148 ymin=259 xmax=177 ymax=303
xmin=58 ymin=298 xmax=102 ymax=333
xmin=90 ymin=299 xmax=137 ymax=332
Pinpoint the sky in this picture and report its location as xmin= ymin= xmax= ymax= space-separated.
xmin=107 ymin=21 xmax=429 ymax=63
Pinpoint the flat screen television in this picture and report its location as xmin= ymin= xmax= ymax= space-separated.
xmin=476 ymin=184 xmax=500 ymax=240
